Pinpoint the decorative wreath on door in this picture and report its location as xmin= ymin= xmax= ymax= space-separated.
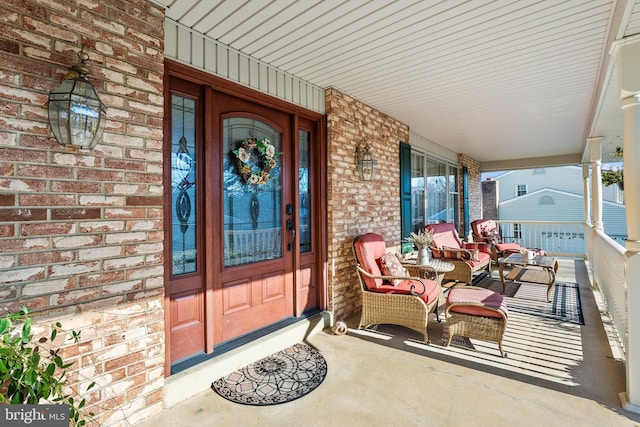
xmin=233 ymin=137 xmax=281 ymax=185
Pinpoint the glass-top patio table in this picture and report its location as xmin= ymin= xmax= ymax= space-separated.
xmin=498 ymin=253 xmax=559 ymax=302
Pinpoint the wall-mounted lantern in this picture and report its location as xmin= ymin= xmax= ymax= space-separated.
xmin=355 ymin=143 xmax=377 ymax=181
xmin=48 ymin=45 xmax=106 ymax=150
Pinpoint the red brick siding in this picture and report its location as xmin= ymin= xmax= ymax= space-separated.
xmin=459 ymin=154 xmax=482 ymax=236
xmin=326 ymin=88 xmax=410 ymax=320
xmin=0 ymin=1 xmax=165 ymax=425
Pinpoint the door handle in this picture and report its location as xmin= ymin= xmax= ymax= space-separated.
xmin=286 ymin=219 xmax=296 ymax=251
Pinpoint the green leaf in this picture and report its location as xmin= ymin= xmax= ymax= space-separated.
xmin=29 ymin=352 xmax=40 ymax=366
xmin=50 ymin=328 xmax=57 ymax=341
xmin=45 ymin=362 xmax=56 ymax=377
xmin=10 ymin=390 xmax=23 ymax=404
xmin=24 ymin=368 xmax=37 ymax=386
xmin=0 ymin=359 xmax=8 ymax=373
xmin=21 ymin=318 xmax=32 ymax=342
xmin=0 ymin=318 xmax=9 ymax=334
xmin=41 ymin=384 xmax=51 ymax=399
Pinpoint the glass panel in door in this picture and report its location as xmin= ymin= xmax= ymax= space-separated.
xmin=223 ymin=117 xmax=282 ymax=267
xmin=299 ymin=129 xmax=311 ymax=253
xmin=168 ymin=89 xmax=204 ymax=364
xmin=171 ymin=95 xmax=197 ymax=276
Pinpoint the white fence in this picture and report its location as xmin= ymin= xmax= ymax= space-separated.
xmin=496 ymin=220 xmax=627 ymax=356
xmin=592 ymin=228 xmax=628 ymax=354
xmin=495 ymin=220 xmax=585 ymax=257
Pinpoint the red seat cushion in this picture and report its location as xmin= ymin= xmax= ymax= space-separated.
xmin=495 ymin=242 xmax=520 ymax=252
xmin=370 ymin=278 xmax=440 ymax=305
xmin=446 ymin=287 xmax=508 ymax=318
xmin=465 ymin=251 xmax=491 ymax=267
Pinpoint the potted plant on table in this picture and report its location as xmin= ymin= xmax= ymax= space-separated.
xmin=404 ymin=229 xmax=435 ymax=265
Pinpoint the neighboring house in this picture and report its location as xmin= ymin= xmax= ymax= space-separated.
xmin=491 ymin=166 xmax=627 ymax=244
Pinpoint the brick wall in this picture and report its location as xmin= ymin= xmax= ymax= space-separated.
xmin=0 ymin=1 xmax=165 ymax=425
xmin=326 ymin=88 xmax=410 ymax=319
xmin=459 ymin=154 xmax=482 ymax=235
xmin=482 ymin=179 xmax=499 ymax=220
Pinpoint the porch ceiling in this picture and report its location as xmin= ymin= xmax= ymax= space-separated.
xmin=155 ymin=0 xmax=640 ymax=168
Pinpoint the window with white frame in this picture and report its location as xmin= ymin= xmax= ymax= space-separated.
xmin=513 ymin=223 xmax=522 ymax=239
xmin=516 ymin=184 xmax=527 ymax=197
xmin=410 ymin=151 xmax=459 ymax=231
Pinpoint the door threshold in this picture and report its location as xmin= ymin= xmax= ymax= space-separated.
xmin=164 ymin=311 xmax=331 ymax=408
xmin=171 ymin=310 xmax=322 ymax=374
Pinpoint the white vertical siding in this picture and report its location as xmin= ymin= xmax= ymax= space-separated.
xmin=496 ymin=167 xmax=586 ymax=202
xmin=164 ymin=19 xmax=325 ymax=114
xmin=500 ymin=191 xmax=585 ymax=222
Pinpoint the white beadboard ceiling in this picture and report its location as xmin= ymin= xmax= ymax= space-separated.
xmin=154 ymin=0 xmax=640 ymax=167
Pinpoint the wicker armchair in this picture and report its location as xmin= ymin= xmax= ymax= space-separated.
xmin=470 ymin=219 xmax=521 ymax=264
xmin=426 ymin=223 xmax=491 ymax=284
xmin=353 ymin=233 xmax=441 ymax=343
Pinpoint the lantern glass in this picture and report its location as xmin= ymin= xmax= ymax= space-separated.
xmin=48 ymin=77 xmax=106 ymax=149
xmin=357 ymin=149 xmax=377 ymax=181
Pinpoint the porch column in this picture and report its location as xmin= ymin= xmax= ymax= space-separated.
xmin=582 ymin=164 xmax=591 ymax=225
xmin=582 ymin=164 xmax=592 ymax=261
xmin=587 ymin=137 xmax=603 ymax=293
xmin=588 ymin=137 xmax=603 ymax=232
xmin=614 ymin=36 xmax=640 ymax=414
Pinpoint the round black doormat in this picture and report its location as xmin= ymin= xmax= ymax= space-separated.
xmin=211 ymin=343 xmax=328 ymax=406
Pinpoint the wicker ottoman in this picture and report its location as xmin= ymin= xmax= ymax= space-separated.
xmin=445 ymin=287 xmax=509 ymax=357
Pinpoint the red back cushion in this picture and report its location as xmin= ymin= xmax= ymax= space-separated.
xmin=426 ymin=223 xmax=462 ymax=250
xmin=354 ymin=233 xmax=387 ymax=289
xmin=471 ymin=219 xmax=497 ymax=239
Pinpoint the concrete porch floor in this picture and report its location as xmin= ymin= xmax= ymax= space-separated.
xmin=139 ymin=259 xmax=640 ymax=426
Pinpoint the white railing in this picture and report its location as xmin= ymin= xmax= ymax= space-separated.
xmin=224 ymin=228 xmax=282 ymax=267
xmin=592 ymin=228 xmax=627 ymax=354
xmin=495 ymin=220 xmax=585 ymax=257
xmin=495 ymin=219 xmax=628 ymax=357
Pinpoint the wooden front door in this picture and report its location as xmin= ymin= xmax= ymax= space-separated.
xmin=165 ymin=66 xmax=324 ymax=368
xmin=212 ymin=92 xmax=295 ymax=343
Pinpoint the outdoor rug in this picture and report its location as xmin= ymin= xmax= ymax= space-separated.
xmin=474 ymin=273 xmax=584 ymax=325
xmin=211 ymin=343 xmax=327 ymax=406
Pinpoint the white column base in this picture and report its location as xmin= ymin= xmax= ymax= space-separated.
xmin=620 ymin=392 xmax=640 ymax=415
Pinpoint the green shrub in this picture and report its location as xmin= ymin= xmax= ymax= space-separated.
xmin=0 ymin=307 xmax=94 ymax=426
